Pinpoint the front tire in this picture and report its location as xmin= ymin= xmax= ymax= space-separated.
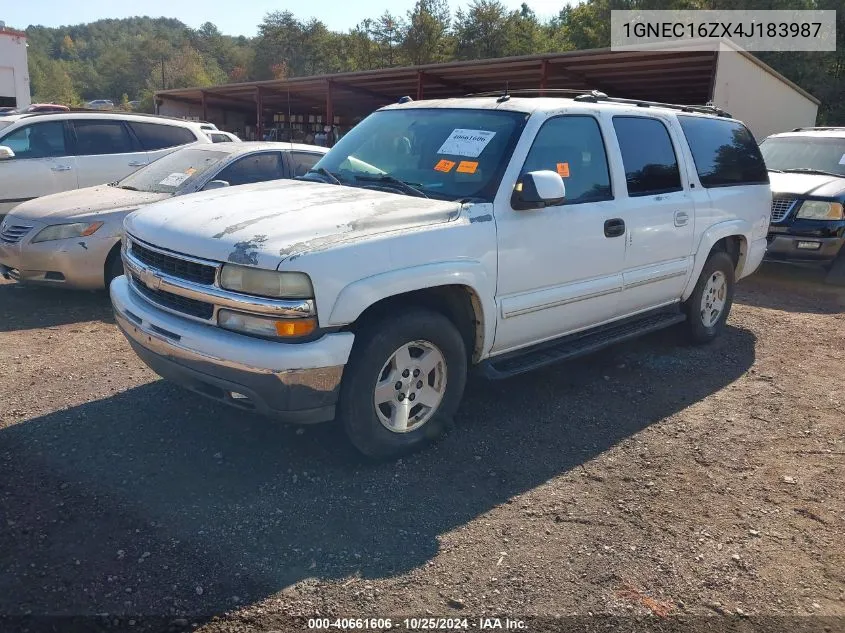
xmin=338 ymin=308 xmax=468 ymax=459
xmin=104 ymin=244 xmax=124 ymax=288
xmin=684 ymin=251 xmax=735 ymax=344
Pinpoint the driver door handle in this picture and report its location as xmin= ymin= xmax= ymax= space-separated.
xmin=604 ymin=218 xmax=625 ymax=238
xmin=50 ymin=165 xmax=72 ymax=172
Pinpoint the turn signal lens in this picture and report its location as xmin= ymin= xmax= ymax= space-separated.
xmin=218 ymin=309 xmax=316 ymax=339
xmin=274 ymin=318 xmax=317 ymax=337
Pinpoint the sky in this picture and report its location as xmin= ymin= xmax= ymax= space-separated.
xmin=2 ymin=0 xmax=574 ymax=36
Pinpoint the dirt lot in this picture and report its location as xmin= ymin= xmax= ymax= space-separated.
xmin=1 ymin=264 xmax=843 ymax=633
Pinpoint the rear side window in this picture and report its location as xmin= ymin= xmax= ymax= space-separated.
xmin=215 ymin=152 xmax=284 ymax=186
xmin=678 ymin=116 xmax=769 ymax=187
xmin=72 ymin=120 xmax=135 ymax=155
xmin=288 ymin=151 xmax=323 ymax=177
xmin=519 ymin=115 xmax=612 ymax=204
xmin=129 ymin=122 xmax=197 ymax=151
xmin=613 ymin=117 xmax=682 ymax=196
xmin=208 ymin=133 xmax=230 ymax=143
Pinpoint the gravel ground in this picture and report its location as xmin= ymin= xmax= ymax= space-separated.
xmin=0 ymin=263 xmax=843 ymax=633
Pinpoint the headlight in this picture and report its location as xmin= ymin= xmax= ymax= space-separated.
xmin=31 ymin=221 xmax=104 ymax=243
xmin=218 ymin=309 xmax=316 ymax=339
xmin=796 ymin=201 xmax=844 ymax=220
xmin=219 ymin=264 xmax=313 ymax=298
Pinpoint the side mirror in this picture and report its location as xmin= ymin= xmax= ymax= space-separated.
xmin=203 ymin=179 xmax=230 ymax=191
xmin=513 ymin=170 xmax=566 ymax=210
xmin=0 ymin=146 xmax=15 ymax=160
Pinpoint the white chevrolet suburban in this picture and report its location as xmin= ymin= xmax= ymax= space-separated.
xmin=111 ymin=93 xmax=771 ymax=457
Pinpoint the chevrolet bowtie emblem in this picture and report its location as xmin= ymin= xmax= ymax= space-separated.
xmin=140 ymin=267 xmax=163 ymax=291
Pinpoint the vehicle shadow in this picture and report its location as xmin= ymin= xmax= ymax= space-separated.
xmin=735 ymin=263 xmax=845 ymax=315
xmin=0 ymin=281 xmax=113 ymax=332
xmin=0 ymin=324 xmax=756 ymax=624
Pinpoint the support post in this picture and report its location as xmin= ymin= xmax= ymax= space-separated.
xmin=255 ymin=87 xmax=264 ymax=141
xmin=201 ymin=90 xmax=208 ymax=122
xmin=326 ymin=80 xmax=334 ymax=146
xmin=540 ymin=59 xmax=549 ymax=96
xmin=417 ymin=71 xmax=425 ymax=100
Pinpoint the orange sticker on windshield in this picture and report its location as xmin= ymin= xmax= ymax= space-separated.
xmin=556 ymin=162 xmax=570 ymax=178
xmin=185 ymin=167 xmax=197 ymax=175
xmin=434 ymin=159 xmax=456 ymax=173
xmin=457 ymin=161 xmax=478 ymax=174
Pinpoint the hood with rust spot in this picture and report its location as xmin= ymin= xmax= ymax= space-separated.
xmin=124 ymin=179 xmax=462 ymax=269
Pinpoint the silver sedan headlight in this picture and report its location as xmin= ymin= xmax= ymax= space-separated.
xmin=31 ymin=221 xmax=104 ymax=243
xmin=219 ymin=264 xmax=313 ymax=298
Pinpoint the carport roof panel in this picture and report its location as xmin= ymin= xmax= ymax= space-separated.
xmin=155 ymin=45 xmax=817 ymax=112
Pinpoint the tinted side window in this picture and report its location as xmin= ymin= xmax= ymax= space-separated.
xmin=0 ymin=121 xmax=68 ymax=158
xmin=519 ymin=115 xmax=612 ymax=205
xmin=678 ymin=116 xmax=768 ymax=187
xmin=129 ymin=122 xmax=197 ymax=151
xmin=612 ymin=117 xmax=682 ymax=196
xmin=209 ymin=133 xmax=229 ymax=143
xmin=73 ymin=120 xmax=135 ymax=155
xmin=215 ymin=152 xmax=284 ymax=186
xmin=288 ymin=152 xmax=323 ymax=177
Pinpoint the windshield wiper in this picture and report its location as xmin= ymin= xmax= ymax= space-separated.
xmin=119 ymin=185 xmax=140 ymax=191
xmin=782 ymin=168 xmax=845 ymax=178
xmin=302 ymin=167 xmax=342 ymax=185
xmin=354 ymin=174 xmax=428 ymax=198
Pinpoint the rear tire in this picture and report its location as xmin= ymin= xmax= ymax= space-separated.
xmin=338 ymin=308 xmax=467 ymax=459
xmin=684 ymin=251 xmax=735 ymax=345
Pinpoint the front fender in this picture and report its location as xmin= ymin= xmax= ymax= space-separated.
xmin=682 ymin=219 xmax=752 ymax=301
xmin=328 ymin=260 xmax=496 ymax=358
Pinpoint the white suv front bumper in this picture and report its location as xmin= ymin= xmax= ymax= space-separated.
xmin=111 ymin=275 xmax=354 ymax=423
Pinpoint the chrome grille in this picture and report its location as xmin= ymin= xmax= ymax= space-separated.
xmin=130 ymin=241 xmax=217 ymax=285
xmin=130 ymin=274 xmax=214 ymax=320
xmin=0 ymin=223 xmax=34 ymax=245
xmin=770 ymin=198 xmax=796 ymax=223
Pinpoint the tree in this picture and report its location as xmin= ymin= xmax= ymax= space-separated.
xmin=372 ymin=12 xmax=405 ymax=67
xmin=403 ymin=0 xmax=453 ymax=65
xmin=453 ymin=0 xmax=513 ymax=60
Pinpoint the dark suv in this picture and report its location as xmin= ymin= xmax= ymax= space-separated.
xmin=759 ymin=128 xmax=845 ymax=281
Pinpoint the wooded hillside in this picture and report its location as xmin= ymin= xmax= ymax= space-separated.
xmin=23 ymin=0 xmax=845 ymax=123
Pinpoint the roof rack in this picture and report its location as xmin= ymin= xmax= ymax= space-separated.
xmin=459 ymin=88 xmax=732 ymax=117
xmin=790 ymin=126 xmax=845 ymax=132
xmin=17 ymin=110 xmax=216 ymax=126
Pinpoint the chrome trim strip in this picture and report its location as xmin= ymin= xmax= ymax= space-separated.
xmin=123 ymin=249 xmax=315 ymax=318
xmin=624 ymin=268 xmax=688 ymax=290
xmin=502 ymin=284 xmax=621 ymax=319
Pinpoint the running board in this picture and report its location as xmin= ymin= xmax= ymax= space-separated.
xmin=480 ymin=307 xmax=686 ymax=380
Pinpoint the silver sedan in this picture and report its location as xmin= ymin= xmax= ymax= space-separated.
xmin=0 ymin=142 xmax=327 ymax=289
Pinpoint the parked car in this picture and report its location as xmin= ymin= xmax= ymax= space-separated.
xmin=207 ymin=130 xmax=241 ymax=143
xmin=0 ymin=142 xmax=326 ymax=289
xmin=128 ymin=100 xmax=142 ymax=110
xmin=22 ymin=103 xmax=70 ymax=113
xmin=111 ymin=94 xmax=770 ymax=457
xmin=86 ymin=99 xmax=115 ymax=110
xmin=759 ymin=127 xmax=845 ymax=281
xmin=0 ymin=112 xmax=214 ymax=216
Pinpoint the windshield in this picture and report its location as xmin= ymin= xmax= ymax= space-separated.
xmin=118 ymin=147 xmax=229 ymax=194
xmin=307 ymin=108 xmax=529 ymax=201
xmin=760 ymin=136 xmax=845 ymax=177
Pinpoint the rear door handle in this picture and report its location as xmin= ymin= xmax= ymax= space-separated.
xmin=128 ymin=161 xmax=147 ymax=167
xmin=50 ymin=165 xmax=72 ymax=172
xmin=674 ymin=210 xmax=690 ymax=227
xmin=604 ymin=218 xmax=625 ymax=238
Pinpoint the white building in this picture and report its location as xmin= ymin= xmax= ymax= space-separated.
xmin=0 ymin=22 xmax=30 ymax=110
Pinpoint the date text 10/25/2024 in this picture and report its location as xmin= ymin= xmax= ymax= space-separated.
xmin=304 ymin=617 xmax=528 ymax=630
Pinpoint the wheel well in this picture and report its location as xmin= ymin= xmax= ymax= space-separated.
xmin=104 ymin=241 xmax=122 ymax=283
xmin=347 ymin=285 xmax=484 ymax=362
xmin=712 ymin=235 xmax=745 ymax=274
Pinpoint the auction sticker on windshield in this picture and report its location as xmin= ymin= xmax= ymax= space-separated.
xmin=159 ymin=173 xmax=191 ymax=187
xmin=438 ymin=129 xmax=496 ymax=158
